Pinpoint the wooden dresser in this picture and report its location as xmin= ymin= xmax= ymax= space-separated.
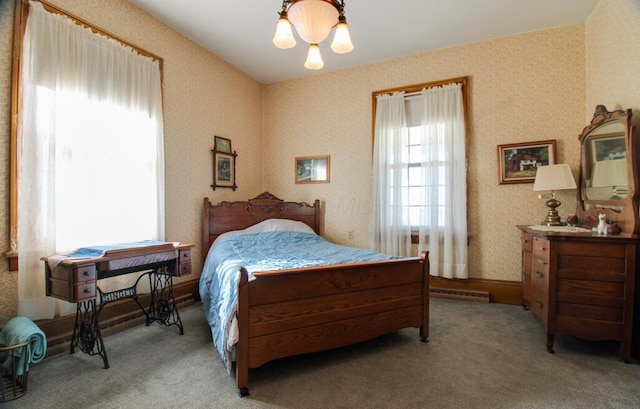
xmin=518 ymin=225 xmax=636 ymax=361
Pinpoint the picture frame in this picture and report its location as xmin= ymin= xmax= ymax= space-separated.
xmin=295 ymin=155 xmax=330 ymax=184
xmin=497 ymin=140 xmax=556 ymax=184
xmin=211 ymin=151 xmax=237 ymax=191
xmin=214 ymin=136 xmax=232 ymax=154
xmin=590 ymin=134 xmax=626 ymax=163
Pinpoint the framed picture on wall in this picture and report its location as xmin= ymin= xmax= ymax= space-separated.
xmin=211 ymin=151 xmax=237 ymax=190
xmin=295 ymin=155 xmax=330 ymax=184
xmin=497 ymin=140 xmax=556 ymax=184
xmin=214 ymin=136 xmax=232 ymax=154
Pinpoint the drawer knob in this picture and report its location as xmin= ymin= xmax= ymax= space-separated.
xmin=83 ymin=288 xmax=90 ymax=293
xmin=83 ymin=271 xmax=90 ymax=276
xmin=539 ymin=247 xmax=546 ymax=252
xmin=536 ymin=259 xmax=547 ymax=265
xmin=535 ymin=300 xmax=544 ymax=308
xmin=536 ymin=271 xmax=544 ymax=278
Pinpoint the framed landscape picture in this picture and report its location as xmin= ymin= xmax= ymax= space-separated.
xmin=295 ymin=155 xmax=330 ymax=184
xmin=497 ymin=140 xmax=556 ymax=184
xmin=591 ymin=135 xmax=626 ymax=162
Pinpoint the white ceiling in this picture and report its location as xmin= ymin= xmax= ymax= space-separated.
xmin=127 ymin=0 xmax=599 ymax=84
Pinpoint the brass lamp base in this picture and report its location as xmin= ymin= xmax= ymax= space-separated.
xmin=540 ymin=197 xmax=565 ymax=226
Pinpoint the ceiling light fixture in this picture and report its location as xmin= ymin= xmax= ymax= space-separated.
xmin=272 ymin=0 xmax=354 ymax=70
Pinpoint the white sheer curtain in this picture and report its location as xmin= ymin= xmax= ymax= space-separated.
xmin=416 ymin=84 xmax=468 ymax=278
xmin=369 ymin=92 xmax=412 ymax=256
xmin=18 ymin=1 xmax=165 ymax=319
xmin=369 ymin=83 xmax=468 ymax=278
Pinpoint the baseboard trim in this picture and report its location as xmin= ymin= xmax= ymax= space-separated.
xmin=430 ymin=287 xmax=490 ymax=303
xmin=429 ymin=276 xmax=522 ymax=305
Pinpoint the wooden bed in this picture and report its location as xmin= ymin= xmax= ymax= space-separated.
xmin=202 ymin=192 xmax=430 ymax=396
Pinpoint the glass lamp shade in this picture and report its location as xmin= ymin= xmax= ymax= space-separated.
xmin=289 ymin=0 xmax=339 ymax=44
xmin=330 ymin=16 xmax=354 ymax=54
xmin=272 ymin=14 xmax=297 ymax=49
xmin=304 ymin=44 xmax=324 ymax=70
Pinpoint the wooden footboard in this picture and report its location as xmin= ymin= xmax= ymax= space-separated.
xmin=235 ymin=252 xmax=429 ymax=395
xmin=202 ymin=193 xmax=430 ymax=396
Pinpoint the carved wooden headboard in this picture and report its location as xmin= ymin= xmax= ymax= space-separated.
xmin=202 ymin=192 xmax=321 ymax=261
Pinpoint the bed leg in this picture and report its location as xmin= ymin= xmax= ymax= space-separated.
xmin=420 ymin=326 xmax=429 ymax=343
xmin=239 ymin=387 xmax=250 ymax=397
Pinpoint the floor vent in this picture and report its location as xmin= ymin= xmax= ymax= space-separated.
xmin=430 ymin=287 xmax=490 ymax=303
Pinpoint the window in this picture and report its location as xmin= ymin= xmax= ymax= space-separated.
xmin=369 ymin=78 xmax=468 ymax=279
xmin=404 ymin=124 xmax=449 ymax=228
xmin=11 ymin=0 xmax=165 ymax=319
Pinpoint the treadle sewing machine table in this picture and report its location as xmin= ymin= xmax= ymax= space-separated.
xmin=42 ymin=242 xmax=193 ymax=368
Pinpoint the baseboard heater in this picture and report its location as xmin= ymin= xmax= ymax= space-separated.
xmin=430 ymin=287 xmax=490 ymax=303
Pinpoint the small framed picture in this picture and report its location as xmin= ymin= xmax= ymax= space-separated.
xmin=590 ymin=135 xmax=626 ymax=163
xmin=211 ymin=151 xmax=237 ymax=190
xmin=214 ymin=136 xmax=232 ymax=154
xmin=497 ymin=140 xmax=556 ymax=184
xmin=295 ymin=155 xmax=330 ymax=184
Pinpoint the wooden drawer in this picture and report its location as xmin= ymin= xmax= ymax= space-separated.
xmin=178 ymin=261 xmax=192 ymax=276
xmin=532 ymin=237 xmax=550 ymax=262
xmin=51 ymin=263 xmax=96 ymax=282
xmin=531 ymin=292 xmax=549 ymax=322
xmin=46 ymin=262 xmax=97 ymax=302
xmin=531 ymin=256 xmax=550 ymax=291
xmin=521 ymin=250 xmax=532 ymax=308
xmin=557 ymin=302 xmax=623 ymax=322
xmin=49 ymin=278 xmax=96 ymax=302
xmin=179 ymin=247 xmax=192 ymax=263
xmin=175 ymin=244 xmax=193 ymax=277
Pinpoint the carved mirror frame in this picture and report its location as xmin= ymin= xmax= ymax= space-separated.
xmin=575 ymin=105 xmax=639 ymax=234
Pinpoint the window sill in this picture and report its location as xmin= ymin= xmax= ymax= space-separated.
xmin=5 ymin=251 xmax=17 ymax=271
xmin=410 ymin=233 xmax=471 ymax=245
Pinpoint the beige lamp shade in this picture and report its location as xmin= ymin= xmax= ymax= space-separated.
xmin=591 ymin=159 xmax=627 ymax=187
xmin=533 ymin=164 xmax=577 ymax=192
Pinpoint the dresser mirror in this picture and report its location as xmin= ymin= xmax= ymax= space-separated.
xmin=576 ymin=105 xmax=639 ymax=234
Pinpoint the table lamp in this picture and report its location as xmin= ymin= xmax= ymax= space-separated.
xmin=533 ymin=164 xmax=577 ymax=226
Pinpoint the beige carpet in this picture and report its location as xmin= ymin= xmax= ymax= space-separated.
xmin=4 ymin=298 xmax=639 ymax=409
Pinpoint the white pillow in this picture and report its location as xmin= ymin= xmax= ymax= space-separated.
xmin=242 ymin=218 xmax=316 ymax=234
xmin=211 ymin=219 xmax=316 ymax=248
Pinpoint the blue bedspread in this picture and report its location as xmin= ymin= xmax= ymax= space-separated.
xmin=199 ymin=231 xmax=395 ymax=370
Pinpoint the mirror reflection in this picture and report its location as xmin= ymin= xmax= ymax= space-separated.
xmin=583 ymin=120 xmax=627 ymax=201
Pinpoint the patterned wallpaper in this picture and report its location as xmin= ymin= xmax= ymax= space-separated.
xmin=263 ymin=25 xmax=587 ymax=282
xmin=586 ymin=0 xmax=640 ymax=118
xmin=1 ymin=0 xmax=637 ymax=323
